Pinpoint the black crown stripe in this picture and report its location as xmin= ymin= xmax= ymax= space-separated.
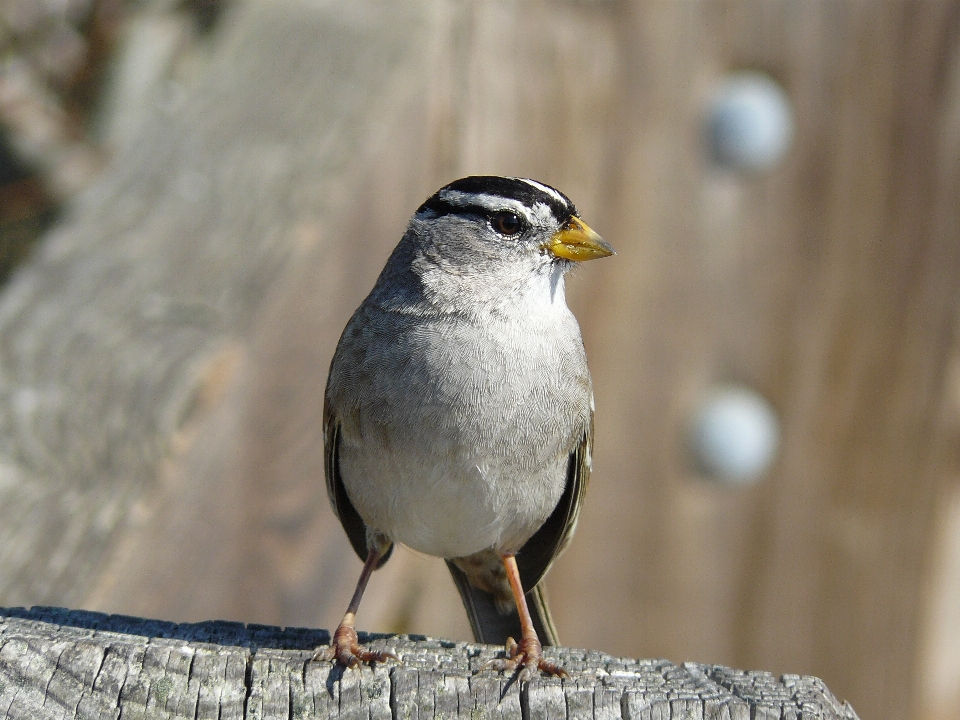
xmin=416 ymin=176 xmax=576 ymax=224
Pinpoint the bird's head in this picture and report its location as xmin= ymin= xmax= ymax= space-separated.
xmin=409 ymin=176 xmax=613 ymax=277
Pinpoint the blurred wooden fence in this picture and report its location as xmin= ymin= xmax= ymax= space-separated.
xmin=0 ymin=2 xmax=958 ymax=719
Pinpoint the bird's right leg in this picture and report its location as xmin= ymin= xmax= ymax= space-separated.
xmin=483 ymin=554 xmax=568 ymax=681
xmin=315 ymin=543 xmax=398 ymax=667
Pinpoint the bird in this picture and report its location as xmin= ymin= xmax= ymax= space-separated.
xmin=317 ymin=175 xmax=613 ymax=680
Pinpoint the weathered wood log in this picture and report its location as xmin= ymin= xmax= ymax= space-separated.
xmin=0 ymin=608 xmax=858 ymax=719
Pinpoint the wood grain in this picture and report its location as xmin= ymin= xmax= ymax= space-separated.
xmin=0 ymin=608 xmax=858 ymax=720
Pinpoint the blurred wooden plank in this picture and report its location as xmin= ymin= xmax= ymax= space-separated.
xmin=0 ymin=0 xmax=439 ymax=618
xmin=547 ymin=5 xmax=960 ymax=720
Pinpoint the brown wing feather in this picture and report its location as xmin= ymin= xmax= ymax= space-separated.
xmin=324 ymin=402 xmax=393 ymax=567
xmin=515 ymin=410 xmax=593 ymax=594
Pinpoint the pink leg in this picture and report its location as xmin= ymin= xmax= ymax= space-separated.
xmin=315 ymin=546 xmax=398 ymax=668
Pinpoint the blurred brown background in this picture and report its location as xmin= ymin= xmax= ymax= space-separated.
xmin=0 ymin=1 xmax=958 ymax=719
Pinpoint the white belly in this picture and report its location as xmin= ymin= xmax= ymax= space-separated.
xmin=339 ymin=442 xmax=568 ymax=558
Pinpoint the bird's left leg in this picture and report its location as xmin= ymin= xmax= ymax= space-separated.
xmin=485 ymin=554 xmax=569 ymax=681
xmin=314 ymin=541 xmax=398 ymax=668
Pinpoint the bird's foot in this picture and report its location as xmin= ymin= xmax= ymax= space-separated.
xmin=313 ymin=625 xmax=398 ymax=668
xmin=481 ymin=636 xmax=569 ymax=682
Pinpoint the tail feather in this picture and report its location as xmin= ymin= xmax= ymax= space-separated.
xmin=445 ymin=560 xmax=559 ymax=647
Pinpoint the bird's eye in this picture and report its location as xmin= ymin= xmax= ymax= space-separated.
xmin=490 ymin=211 xmax=523 ymax=236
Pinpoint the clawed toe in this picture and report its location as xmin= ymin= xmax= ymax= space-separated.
xmin=479 ymin=636 xmax=568 ymax=681
xmin=314 ymin=625 xmax=398 ymax=668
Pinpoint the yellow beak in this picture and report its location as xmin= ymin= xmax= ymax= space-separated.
xmin=544 ymin=217 xmax=614 ymax=262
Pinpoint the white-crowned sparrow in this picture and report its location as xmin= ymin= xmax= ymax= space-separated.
xmin=318 ymin=176 xmax=613 ymax=680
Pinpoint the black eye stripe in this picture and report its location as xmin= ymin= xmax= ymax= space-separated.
xmin=416 ymin=200 xmax=531 ymax=233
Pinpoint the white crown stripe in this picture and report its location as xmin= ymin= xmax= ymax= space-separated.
xmin=514 ymin=178 xmax=567 ymax=207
